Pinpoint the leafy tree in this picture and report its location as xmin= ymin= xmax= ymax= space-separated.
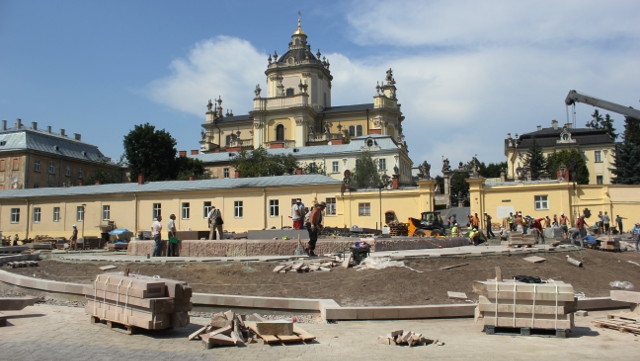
xmin=175 ymin=157 xmax=207 ymax=180
xmin=586 ymin=109 xmax=617 ymax=140
xmin=612 ymin=116 xmax=640 ymax=184
xmin=231 ymin=148 xmax=299 ymax=177
xmin=85 ymin=168 xmax=124 ymax=185
xmin=523 ymin=139 xmax=547 ymax=180
xmin=435 ymin=175 xmax=444 ymax=194
xmin=450 ymin=172 xmax=469 ymax=207
xmin=303 ymin=161 xmax=325 ymax=175
xmin=352 ymin=151 xmax=381 ymax=188
xmin=123 ymin=123 xmax=178 ymax=182
xmin=546 ymin=148 xmax=589 ymax=184
xmin=479 ymin=161 xmax=507 ymax=178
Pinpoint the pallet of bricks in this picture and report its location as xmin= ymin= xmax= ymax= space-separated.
xmin=388 ymin=222 xmax=408 ymax=236
xmin=502 ymin=231 xmax=536 ymax=248
xmin=592 ymin=290 xmax=640 ymax=335
xmin=85 ymin=272 xmax=192 ymax=334
xmin=474 ymin=278 xmax=577 ymax=337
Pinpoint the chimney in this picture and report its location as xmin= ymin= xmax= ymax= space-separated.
xmin=47 ymin=125 xmax=52 ymax=133
xmin=74 ymin=133 xmax=81 ymax=141
xmin=137 ymin=174 xmax=145 ymax=184
xmin=2 ymin=120 xmax=6 ymax=131
xmin=15 ymin=118 xmax=22 ymax=128
xmin=179 ymin=150 xmax=187 ymax=157
xmin=392 ymin=177 xmax=399 ymax=189
xmin=536 ymin=125 xmax=542 ymax=131
xmin=190 ymin=149 xmax=199 ymax=155
xmin=552 ymin=120 xmax=558 ymax=130
xmin=506 ymin=133 xmax=512 ymax=139
xmin=60 ymin=129 xmax=66 ymax=136
xmin=31 ymin=121 xmax=38 ymax=130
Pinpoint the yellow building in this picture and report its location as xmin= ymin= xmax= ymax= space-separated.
xmin=195 ymin=20 xmax=413 ymax=185
xmin=468 ymin=177 xmax=640 ymax=230
xmin=0 ymin=119 xmax=125 ymax=189
xmin=0 ymin=175 xmax=436 ymax=240
xmin=504 ymin=120 xmax=615 ymax=185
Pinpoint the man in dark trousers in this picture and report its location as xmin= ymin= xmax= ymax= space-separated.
xmin=305 ymin=202 xmax=326 ymax=257
xmin=70 ymin=225 xmax=78 ymax=250
xmin=484 ymin=212 xmax=496 ymax=239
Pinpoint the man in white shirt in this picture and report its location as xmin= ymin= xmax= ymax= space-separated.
xmin=207 ymin=205 xmax=223 ymax=240
xmin=291 ymin=199 xmax=303 ymax=229
xmin=152 ymin=215 xmax=162 ymax=257
xmin=167 ymin=214 xmax=177 ymax=257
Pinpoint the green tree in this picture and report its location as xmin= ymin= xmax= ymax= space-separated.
xmin=123 ymin=123 xmax=178 ymax=182
xmin=231 ymin=148 xmax=299 ymax=177
xmin=612 ymin=116 xmax=640 ymax=184
xmin=586 ymin=109 xmax=617 ymax=140
xmin=175 ymin=156 xmax=207 ymax=180
xmin=523 ymin=139 xmax=547 ymax=180
xmin=85 ymin=168 xmax=124 ymax=185
xmin=546 ymin=148 xmax=589 ymax=184
xmin=303 ymin=161 xmax=325 ymax=175
xmin=352 ymin=151 xmax=381 ymax=188
xmin=479 ymin=161 xmax=507 ymax=178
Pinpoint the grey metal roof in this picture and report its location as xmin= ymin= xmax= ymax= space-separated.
xmin=0 ymin=128 xmax=116 ymax=164
xmin=0 ymin=174 xmax=342 ymax=200
xmin=191 ymin=135 xmax=404 ymax=163
xmin=509 ymin=126 xmax=614 ymax=148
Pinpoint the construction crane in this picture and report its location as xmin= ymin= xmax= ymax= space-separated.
xmin=565 ymin=90 xmax=640 ymax=120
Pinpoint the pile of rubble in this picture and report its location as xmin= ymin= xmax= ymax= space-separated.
xmin=5 ymin=260 xmax=38 ymax=268
xmin=272 ymin=257 xmax=347 ymax=273
xmin=377 ymin=329 xmax=445 ymax=347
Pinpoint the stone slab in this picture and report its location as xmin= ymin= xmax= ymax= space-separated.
xmin=0 ymin=297 xmax=37 ymax=311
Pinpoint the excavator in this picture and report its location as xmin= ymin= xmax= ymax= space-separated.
xmin=407 ymin=211 xmax=446 ymax=237
xmin=565 ymin=90 xmax=640 ymax=120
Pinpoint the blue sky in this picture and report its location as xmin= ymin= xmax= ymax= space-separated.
xmin=1 ymin=0 xmax=639 ymax=174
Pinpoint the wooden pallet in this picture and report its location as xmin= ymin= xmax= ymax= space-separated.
xmin=593 ymin=313 xmax=640 ymax=335
xmin=90 ymin=315 xmax=136 ymax=335
xmin=484 ymin=325 xmax=569 ymax=338
xmin=245 ymin=321 xmax=315 ymax=345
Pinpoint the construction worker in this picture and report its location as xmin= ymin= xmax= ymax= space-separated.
xmin=507 ymin=212 xmax=515 ymax=231
xmin=451 ymin=223 xmax=460 ymax=237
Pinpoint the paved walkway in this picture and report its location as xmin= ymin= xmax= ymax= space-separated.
xmin=1 ymin=303 xmax=638 ymax=361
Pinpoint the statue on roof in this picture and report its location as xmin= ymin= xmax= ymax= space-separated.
xmin=442 ymin=158 xmax=451 ymax=173
xmin=385 ymin=68 xmax=395 ymax=84
xmin=418 ymin=161 xmax=431 ymax=180
xmin=206 ymin=99 xmax=213 ymax=111
xmin=254 ymin=84 xmax=261 ymax=97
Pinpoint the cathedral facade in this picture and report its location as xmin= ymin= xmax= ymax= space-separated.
xmin=195 ymin=20 xmax=413 ymax=186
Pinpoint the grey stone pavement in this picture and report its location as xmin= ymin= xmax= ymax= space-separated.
xmin=1 ymin=303 xmax=639 ymax=361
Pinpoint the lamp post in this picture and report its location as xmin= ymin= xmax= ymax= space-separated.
xmin=81 ymin=203 xmax=86 ymax=242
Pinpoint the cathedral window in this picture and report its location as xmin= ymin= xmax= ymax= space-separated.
xmin=275 ymin=124 xmax=285 ymax=141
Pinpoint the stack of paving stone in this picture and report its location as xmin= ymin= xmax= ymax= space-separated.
xmin=474 ymin=279 xmax=577 ymax=333
xmin=85 ymin=272 xmax=191 ymax=330
xmin=501 ymin=231 xmax=536 ymax=248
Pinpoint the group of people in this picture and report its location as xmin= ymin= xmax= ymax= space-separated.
xmin=150 ymin=203 xmax=225 ymax=258
xmin=291 ymin=199 xmax=326 ymax=257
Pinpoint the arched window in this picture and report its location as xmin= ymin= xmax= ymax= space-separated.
xmin=348 ymin=126 xmax=355 ymax=137
xmin=275 ymin=124 xmax=285 ymax=141
xmin=286 ymin=88 xmax=294 ymax=96
xmin=356 ymin=125 xmax=363 ymax=137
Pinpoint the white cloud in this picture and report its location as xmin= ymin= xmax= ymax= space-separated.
xmin=146 ymin=36 xmax=265 ymax=116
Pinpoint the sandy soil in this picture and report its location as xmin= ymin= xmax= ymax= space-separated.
xmin=7 ymin=249 xmax=640 ymax=306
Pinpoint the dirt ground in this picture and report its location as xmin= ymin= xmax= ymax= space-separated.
xmin=7 ymin=249 xmax=640 ymax=306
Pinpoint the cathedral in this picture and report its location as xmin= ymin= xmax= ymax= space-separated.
xmin=194 ymin=19 xmax=414 ymax=186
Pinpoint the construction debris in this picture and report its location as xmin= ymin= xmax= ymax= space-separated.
xmin=190 ymin=311 xmax=315 ymax=347
xmin=566 ymin=255 xmax=583 ymax=267
xmin=377 ymin=329 xmax=444 ymax=347
xmin=439 ymin=263 xmax=468 ymax=271
xmin=272 ymin=259 xmax=341 ymax=273
xmin=99 ymin=265 xmax=117 ymax=271
xmin=474 ymin=278 xmax=577 ymax=337
xmin=5 ymin=261 xmax=39 ymax=268
xmin=447 ymin=291 xmax=468 ymax=300
xmin=85 ymin=272 xmax=191 ymax=333
xmin=523 ymin=256 xmax=546 ymax=264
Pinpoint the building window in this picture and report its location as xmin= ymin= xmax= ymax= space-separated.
xmin=359 ymin=202 xmax=371 ymax=216
xmin=76 ymin=206 xmax=85 ymax=222
xmin=275 ymin=124 xmax=285 ymax=141
xmin=34 ymin=160 xmax=41 ymax=172
xmin=596 ymin=175 xmax=603 ymax=185
xmin=223 ymin=168 xmax=230 ymax=178
xmin=182 ymin=202 xmax=190 ymax=219
xmin=269 ymin=199 xmax=279 ymax=217
xmin=309 ymin=163 xmax=317 ymax=173
xmin=379 ymin=158 xmax=387 ymax=171
xmin=53 ymin=207 xmax=60 ymax=222
xmin=49 ymin=161 xmax=55 ymax=174
xmin=12 ymin=158 xmax=19 ymax=171
xmin=203 ymin=201 xmax=212 ymax=218
xmin=65 ymin=166 xmax=71 ymax=177
xmin=332 ymin=161 xmax=339 ymax=173
xmin=102 ymin=205 xmax=110 ymax=220
xmin=326 ymin=197 xmax=336 ymax=216
xmin=225 ymin=134 xmax=232 ymax=146
xmin=594 ymin=150 xmax=602 ymax=163
xmin=356 ymin=125 xmax=363 ymax=137
xmin=286 ymin=88 xmax=294 ymax=96
xmin=10 ymin=208 xmax=20 ymax=223
xmin=0 ymin=159 xmax=5 ymax=171
xmin=33 ymin=207 xmax=41 ymax=223
xmin=234 ymin=201 xmax=243 ymax=218
xmin=534 ymin=195 xmax=548 ymax=210
xmin=349 ymin=125 xmax=355 ymax=137
xmin=78 ymin=167 xmax=83 ymax=179
xmin=153 ymin=203 xmax=161 ymax=219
